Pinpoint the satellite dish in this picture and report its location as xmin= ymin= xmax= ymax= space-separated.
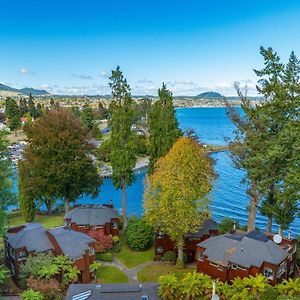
xmin=273 ymin=234 xmax=282 ymax=244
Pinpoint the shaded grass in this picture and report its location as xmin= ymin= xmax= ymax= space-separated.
xmin=96 ymin=265 xmax=128 ymax=283
xmin=137 ymin=264 xmax=196 ymax=282
xmin=115 ymin=235 xmax=154 ymax=269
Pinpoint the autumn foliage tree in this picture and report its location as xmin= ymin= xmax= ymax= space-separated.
xmin=22 ymin=108 xmax=102 ymax=213
xmin=144 ymin=137 xmax=215 ymax=266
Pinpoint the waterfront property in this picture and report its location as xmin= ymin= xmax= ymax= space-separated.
xmin=155 ymin=218 xmax=218 ymax=262
xmin=64 ymin=204 xmax=119 ymax=237
xmin=196 ymin=230 xmax=297 ymax=285
xmin=4 ymin=223 xmax=96 ymax=285
xmin=66 ymin=283 xmax=160 ymax=300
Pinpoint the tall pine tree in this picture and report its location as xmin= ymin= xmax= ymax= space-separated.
xmin=108 ymin=66 xmax=137 ymax=229
xmin=148 ymin=83 xmax=182 ymax=173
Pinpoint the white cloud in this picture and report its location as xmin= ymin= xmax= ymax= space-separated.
xmin=19 ymin=68 xmax=34 ymax=75
xmin=72 ymin=74 xmax=93 ymax=80
xmin=99 ymin=71 xmax=110 ymax=78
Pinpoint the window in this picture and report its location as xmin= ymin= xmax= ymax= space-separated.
xmin=156 ymin=246 xmax=164 ymax=254
xmin=157 ymin=231 xmax=164 ymax=239
xmin=263 ymin=268 xmax=274 ymax=280
xmin=198 ymin=252 xmax=204 ymax=261
xmin=218 ymin=266 xmax=224 ymax=272
xmin=231 ymin=264 xmax=238 ymax=270
xmin=18 ymin=251 xmax=27 ymax=260
xmin=289 ymin=263 xmax=295 ymax=275
xmin=84 ymin=225 xmax=89 ymax=229
xmin=89 ymin=247 xmax=95 ymax=255
xmin=65 ymin=222 xmax=71 ymax=229
xmin=210 ymin=262 xmax=218 ymax=268
xmin=9 ymin=247 xmax=15 ymax=259
xmin=93 ymin=226 xmax=97 ymax=230
xmin=238 ymin=266 xmax=247 ymax=271
xmin=112 ymin=222 xmax=118 ymax=230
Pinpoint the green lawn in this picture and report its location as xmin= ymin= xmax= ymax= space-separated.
xmin=7 ymin=212 xmax=64 ymax=229
xmin=96 ymin=265 xmax=128 ymax=283
xmin=115 ymin=235 xmax=154 ymax=269
xmin=137 ymin=265 xmax=196 ymax=282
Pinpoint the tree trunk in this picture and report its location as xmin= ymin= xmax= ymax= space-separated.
xmin=278 ymin=226 xmax=283 ymax=236
xmin=65 ymin=198 xmax=70 ymax=213
xmin=247 ymin=183 xmax=260 ymax=232
xmin=122 ymin=182 xmax=128 ymax=230
xmin=176 ymin=238 xmax=184 ymax=268
xmin=267 ymin=217 xmax=273 ymax=233
xmin=45 ymin=200 xmax=52 ymax=215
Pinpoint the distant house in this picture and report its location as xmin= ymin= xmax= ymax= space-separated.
xmin=155 ymin=219 xmax=218 ymax=262
xmin=66 ymin=283 xmax=161 ymax=300
xmin=64 ymin=204 xmax=120 ymax=237
xmin=196 ymin=231 xmax=297 ymax=285
xmin=4 ymin=223 xmax=96 ymax=285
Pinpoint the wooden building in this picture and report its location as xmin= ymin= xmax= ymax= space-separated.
xmin=64 ymin=204 xmax=119 ymax=237
xmin=196 ymin=230 xmax=297 ymax=285
xmin=4 ymin=223 xmax=96 ymax=285
xmin=155 ymin=219 xmax=218 ymax=262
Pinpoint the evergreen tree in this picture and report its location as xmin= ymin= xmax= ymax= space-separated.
xmin=0 ymin=131 xmax=16 ymax=236
xmin=81 ymin=104 xmax=95 ymax=130
xmin=22 ymin=108 xmax=102 ymax=213
xmin=19 ymin=98 xmax=28 ymax=116
xmin=18 ymin=160 xmax=35 ymax=222
xmin=148 ymin=83 xmax=182 ymax=173
xmin=28 ymin=93 xmax=38 ymax=118
xmin=108 ymin=66 xmax=137 ymax=229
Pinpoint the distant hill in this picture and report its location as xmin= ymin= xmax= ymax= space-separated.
xmin=0 ymin=83 xmax=50 ymax=96
xmin=196 ymin=91 xmax=223 ymax=99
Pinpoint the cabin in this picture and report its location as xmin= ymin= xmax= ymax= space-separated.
xmin=64 ymin=204 xmax=119 ymax=236
xmin=155 ymin=219 xmax=218 ymax=262
xmin=66 ymin=283 xmax=160 ymax=300
xmin=196 ymin=230 xmax=297 ymax=285
xmin=4 ymin=223 xmax=96 ymax=285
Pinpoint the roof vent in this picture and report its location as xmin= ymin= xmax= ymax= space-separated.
xmin=72 ymin=290 xmax=92 ymax=300
xmin=273 ymin=234 xmax=282 ymax=244
xmin=141 ymin=296 xmax=148 ymax=300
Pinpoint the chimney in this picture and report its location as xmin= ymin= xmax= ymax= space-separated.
xmin=288 ymin=229 xmax=291 ymax=239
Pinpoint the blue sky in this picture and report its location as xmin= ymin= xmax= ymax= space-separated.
xmin=1 ymin=0 xmax=300 ymax=96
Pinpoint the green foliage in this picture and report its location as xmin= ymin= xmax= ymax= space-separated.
xmin=81 ymin=104 xmax=95 ymax=130
xmin=158 ymin=274 xmax=180 ymax=300
xmin=108 ymin=66 xmax=137 ymax=228
xmin=218 ymin=217 xmax=239 ymax=233
xmin=38 ymin=264 xmax=60 ymax=279
xmin=18 ymin=160 xmax=36 ymax=222
xmin=97 ymin=138 xmax=111 ymax=162
xmin=0 ymin=266 xmax=9 ymax=285
xmin=21 ymin=289 xmax=44 ymax=300
xmin=96 ymin=251 xmax=113 ymax=262
xmin=277 ymin=278 xmax=300 ymax=297
xmin=28 ymin=94 xmax=38 ymax=118
xmin=22 ymin=108 xmax=102 ymax=213
xmin=111 ymin=242 xmax=122 ymax=253
xmin=144 ymin=137 xmax=215 ymax=264
xmin=0 ymin=130 xmax=16 ymax=236
xmin=148 ymin=83 xmax=182 ymax=173
xmin=161 ymin=251 xmax=177 ymax=263
xmin=125 ymin=217 xmax=154 ymax=251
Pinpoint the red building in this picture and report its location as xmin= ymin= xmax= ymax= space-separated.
xmin=4 ymin=223 xmax=96 ymax=285
xmin=155 ymin=219 xmax=218 ymax=262
xmin=196 ymin=230 xmax=297 ymax=285
xmin=64 ymin=204 xmax=119 ymax=236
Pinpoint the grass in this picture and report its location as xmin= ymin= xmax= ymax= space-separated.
xmin=115 ymin=235 xmax=154 ymax=269
xmin=96 ymin=265 xmax=128 ymax=284
xmin=6 ymin=130 xmax=27 ymax=144
xmin=137 ymin=265 xmax=196 ymax=282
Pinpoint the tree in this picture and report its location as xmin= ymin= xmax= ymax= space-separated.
xmin=0 ymin=130 xmax=16 ymax=236
xmin=5 ymin=97 xmax=21 ymax=133
xmin=108 ymin=66 xmax=137 ymax=229
xmin=81 ymin=104 xmax=95 ymax=130
xmin=22 ymin=108 xmax=102 ymax=213
xmin=89 ymin=261 xmax=101 ymax=282
xmin=158 ymin=274 xmax=180 ymax=300
xmin=28 ymin=93 xmax=38 ymax=118
xmin=148 ymin=83 xmax=182 ymax=173
xmin=144 ymin=137 xmax=215 ymax=266
xmin=18 ymin=160 xmax=36 ymax=222
xmin=19 ymin=98 xmax=28 ymax=116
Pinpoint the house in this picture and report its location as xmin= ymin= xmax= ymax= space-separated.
xmin=66 ymin=283 xmax=161 ymax=300
xmin=155 ymin=218 xmax=218 ymax=262
xmin=4 ymin=223 xmax=96 ymax=285
xmin=196 ymin=230 xmax=297 ymax=285
xmin=64 ymin=204 xmax=119 ymax=236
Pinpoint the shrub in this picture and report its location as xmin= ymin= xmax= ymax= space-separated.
xmin=125 ymin=218 xmax=154 ymax=251
xmin=218 ymin=217 xmax=239 ymax=233
xmin=88 ymin=231 xmax=112 ymax=253
xmin=110 ymin=235 xmax=120 ymax=244
xmin=111 ymin=242 xmax=122 ymax=253
xmin=21 ymin=289 xmax=44 ymax=300
xmin=161 ymin=251 xmax=176 ymax=263
xmin=96 ymin=251 xmax=113 ymax=262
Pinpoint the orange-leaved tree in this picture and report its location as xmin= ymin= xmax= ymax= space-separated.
xmin=144 ymin=137 xmax=215 ymax=267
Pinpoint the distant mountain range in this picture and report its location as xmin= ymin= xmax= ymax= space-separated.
xmin=195 ymin=91 xmax=223 ymax=99
xmin=0 ymin=83 xmax=50 ymax=96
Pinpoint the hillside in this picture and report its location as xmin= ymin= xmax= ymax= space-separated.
xmin=195 ymin=91 xmax=223 ymax=99
xmin=0 ymin=83 xmax=50 ymax=96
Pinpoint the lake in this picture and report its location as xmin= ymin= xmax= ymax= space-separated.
xmin=10 ymin=107 xmax=299 ymax=237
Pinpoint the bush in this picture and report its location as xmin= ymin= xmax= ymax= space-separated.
xmin=111 ymin=242 xmax=122 ymax=253
xmin=88 ymin=231 xmax=112 ymax=253
xmin=161 ymin=251 xmax=176 ymax=263
xmin=125 ymin=218 xmax=154 ymax=251
xmin=96 ymin=251 xmax=113 ymax=262
xmin=26 ymin=277 xmax=61 ymax=300
xmin=218 ymin=217 xmax=239 ymax=233
xmin=21 ymin=289 xmax=44 ymax=300
xmin=97 ymin=139 xmax=111 ymax=162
